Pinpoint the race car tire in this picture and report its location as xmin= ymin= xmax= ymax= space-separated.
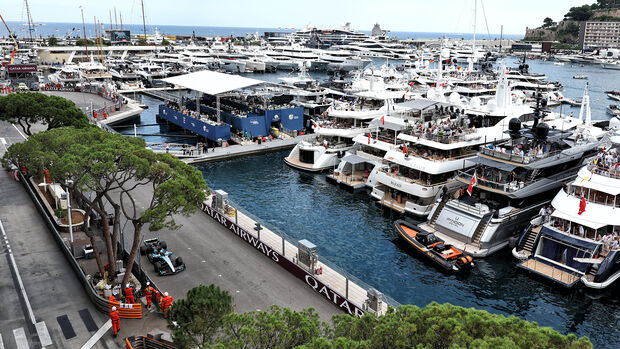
xmin=140 ymin=245 xmax=147 ymax=255
xmin=175 ymin=256 xmax=184 ymax=267
xmin=154 ymin=261 xmax=162 ymax=273
xmin=146 ymin=245 xmax=154 ymax=255
xmin=159 ymin=241 xmax=168 ymax=250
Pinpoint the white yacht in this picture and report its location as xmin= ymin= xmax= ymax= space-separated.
xmin=418 ymin=87 xmax=603 ymax=257
xmin=47 ymin=65 xmax=82 ymax=85
xmin=284 ymin=93 xmax=406 ymax=172
xmin=512 ymin=144 xmax=620 ymax=289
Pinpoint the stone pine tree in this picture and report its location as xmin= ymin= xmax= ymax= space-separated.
xmin=167 ymin=284 xmax=234 ymax=348
xmin=1 ymin=126 xmax=209 ymax=286
xmin=0 ymin=93 xmax=89 ymax=136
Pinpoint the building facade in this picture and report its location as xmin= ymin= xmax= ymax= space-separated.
xmin=580 ymin=21 xmax=620 ymax=49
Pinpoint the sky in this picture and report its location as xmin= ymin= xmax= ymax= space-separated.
xmin=1 ymin=0 xmax=591 ymax=35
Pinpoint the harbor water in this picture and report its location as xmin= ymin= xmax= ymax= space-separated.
xmin=115 ymin=61 xmax=620 ymax=347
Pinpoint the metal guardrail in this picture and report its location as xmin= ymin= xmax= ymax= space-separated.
xmin=125 ymin=335 xmax=176 ymax=349
xmin=224 ymin=197 xmax=402 ymax=310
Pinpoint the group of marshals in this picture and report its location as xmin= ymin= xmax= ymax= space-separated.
xmin=108 ymin=281 xmax=173 ymax=337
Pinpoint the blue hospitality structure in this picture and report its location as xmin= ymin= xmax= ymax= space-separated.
xmin=158 ymin=105 xmax=231 ymax=142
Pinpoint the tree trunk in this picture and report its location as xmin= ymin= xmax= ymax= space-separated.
xmin=95 ymin=199 xmax=116 ymax=277
xmin=74 ymin=190 xmax=105 ymax=277
xmin=89 ymin=235 xmax=105 ymax=280
xmin=121 ymin=220 xmax=142 ymax=287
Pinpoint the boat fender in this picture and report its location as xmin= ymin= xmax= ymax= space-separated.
xmin=315 ymin=266 xmax=323 ymax=275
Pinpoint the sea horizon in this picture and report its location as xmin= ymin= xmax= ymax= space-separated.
xmin=3 ymin=21 xmax=524 ymax=41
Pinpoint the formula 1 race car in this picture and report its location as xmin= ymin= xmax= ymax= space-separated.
xmin=139 ymin=237 xmax=186 ymax=276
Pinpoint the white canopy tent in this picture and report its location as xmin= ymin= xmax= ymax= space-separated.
xmin=162 ymin=70 xmax=265 ymax=122
xmin=162 ymin=70 xmax=264 ymax=95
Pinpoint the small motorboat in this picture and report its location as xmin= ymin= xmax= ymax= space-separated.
xmin=573 ymin=75 xmax=588 ymax=79
xmin=608 ymin=93 xmax=620 ymax=102
xmin=553 ymin=62 xmax=565 ymax=66
xmin=394 ymin=220 xmax=474 ymax=273
xmin=608 ymin=105 xmax=620 ymax=117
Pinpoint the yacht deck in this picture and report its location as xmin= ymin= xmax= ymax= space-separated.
xmin=327 ymin=170 xmax=368 ymax=190
xmin=518 ymin=259 xmax=580 ymax=287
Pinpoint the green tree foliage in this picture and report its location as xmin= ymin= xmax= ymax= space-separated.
xmin=48 ymin=35 xmax=58 ymax=46
xmin=215 ymin=305 xmax=327 ymax=349
xmin=167 ymin=284 xmax=234 ymax=348
xmin=75 ymin=38 xmax=95 ymax=46
xmin=137 ymin=37 xmax=148 ymax=46
xmin=0 ymin=93 xmax=89 ymax=135
xmin=1 ymin=127 xmax=208 ymax=283
xmin=592 ymin=0 xmax=620 ymax=9
xmin=564 ymin=5 xmax=593 ymax=21
xmin=542 ymin=17 xmax=556 ymax=28
xmin=161 ymin=39 xmax=170 ymax=46
xmin=195 ymin=302 xmax=592 ymax=349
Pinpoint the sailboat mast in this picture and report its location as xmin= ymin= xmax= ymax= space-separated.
xmin=472 ymin=0 xmax=477 ymax=54
xmin=120 ymin=12 xmax=123 ymax=30
xmin=24 ymin=0 xmax=35 ymax=42
xmin=80 ymin=6 xmax=89 ymax=59
xmin=114 ymin=8 xmax=118 ymax=29
xmin=109 ymin=10 xmax=113 ymax=30
xmin=141 ymin=0 xmax=147 ymax=40
xmin=499 ymin=25 xmax=503 ymax=54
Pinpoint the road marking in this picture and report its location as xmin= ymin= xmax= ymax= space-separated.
xmin=11 ymin=124 xmax=27 ymax=140
xmin=13 ymin=327 xmax=28 ymax=349
xmin=56 ymin=314 xmax=76 ymax=339
xmin=36 ymin=321 xmax=53 ymax=347
xmin=0 ymin=137 xmax=6 ymax=144
xmin=0 ymin=333 xmax=4 ymax=349
xmin=0 ymin=219 xmax=37 ymax=326
xmin=79 ymin=319 xmax=111 ymax=349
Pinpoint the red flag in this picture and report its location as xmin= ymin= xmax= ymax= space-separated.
xmin=578 ymin=197 xmax=586 ymax=215
xmin=381 ymin=116 xmax=385 ymax=125
xmin=368 ymin=132 xmax=371 ymax=145
xmin=467 ymin=172 xmax=477 ymax=196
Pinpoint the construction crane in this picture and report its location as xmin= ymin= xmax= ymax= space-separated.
xmin=0 ymin=13 xmax=19 ymax=64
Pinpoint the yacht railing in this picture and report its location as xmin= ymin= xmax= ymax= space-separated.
xmin=481 ymin=147 xmax=562 ymax=164
xmin=402 ymin=128 xmax=477 ymax=144
xmin=379 ymin=167 xmax=450 ymax=188
xmin=457 ymin=170 xmax=525 ymax=193
xmin=591 ymin=165 xmax=620 ymax=180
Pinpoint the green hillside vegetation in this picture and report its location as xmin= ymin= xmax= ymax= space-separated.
xmin=167 ymin=284 xmax=592 ymax=349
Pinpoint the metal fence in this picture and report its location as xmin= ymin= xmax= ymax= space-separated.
xmin=224 ymin=196 xmax=401 ymax=310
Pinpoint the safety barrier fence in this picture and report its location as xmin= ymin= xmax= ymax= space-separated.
xmin=125 ymin=335 xmax=176 ymax=349
xmin=108 ymin=300 xmax=143 ymax=319
xmin=202 ymin=195 xmax=400 ymax=317
xmin=19 ymin=172 xmax=162 ymax=315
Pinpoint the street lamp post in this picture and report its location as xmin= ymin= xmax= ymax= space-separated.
xmin=65 ymin=179 xmax=74 ymax=243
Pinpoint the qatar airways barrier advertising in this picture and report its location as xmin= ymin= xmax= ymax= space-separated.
xmin=201 ymin=203 xmax=366 ymax=317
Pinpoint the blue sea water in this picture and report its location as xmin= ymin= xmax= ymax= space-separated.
xmin=112 ymin=60 xmax=620 ymax=348
xmin=3 ymin=21 xmax=523 ymax=41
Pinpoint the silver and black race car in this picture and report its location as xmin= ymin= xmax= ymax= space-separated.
xmin=139 ymin=237 xmax=186 ymax=276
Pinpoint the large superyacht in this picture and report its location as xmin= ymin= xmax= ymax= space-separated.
xmin=415 ymin=88 xmax=603 ymax=257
